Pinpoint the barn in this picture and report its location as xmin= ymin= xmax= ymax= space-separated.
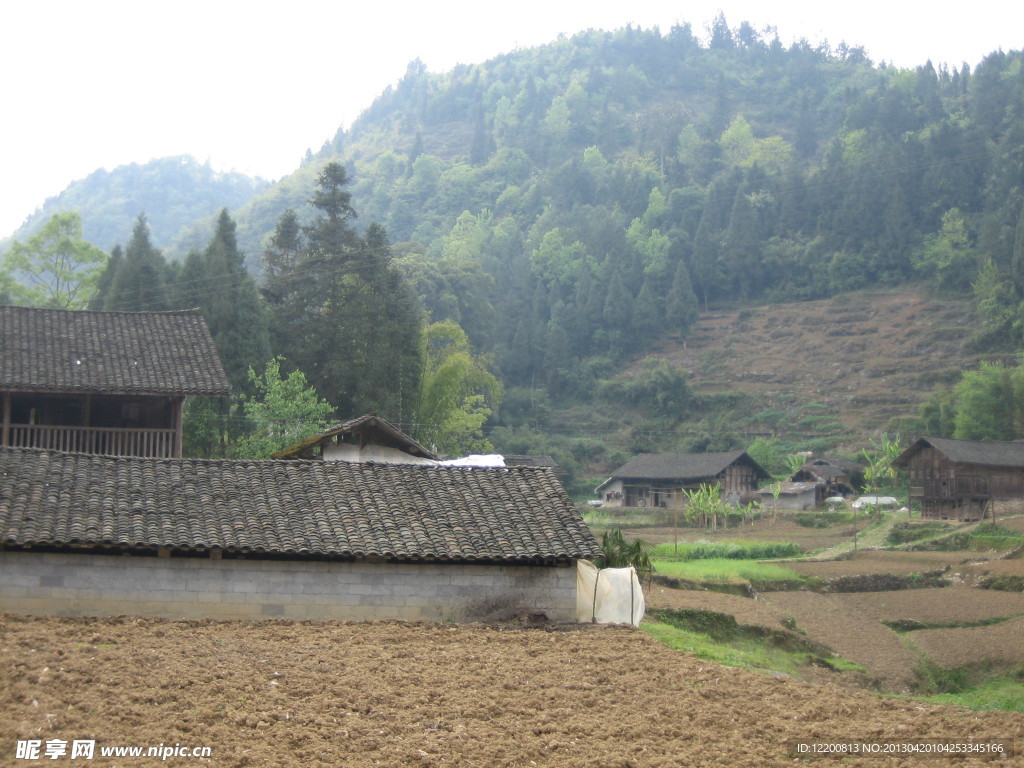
xmin=0 ymin=447 xmax=601 ymax=622
xmin=893 ymin=436 xmax=1024 ymax=521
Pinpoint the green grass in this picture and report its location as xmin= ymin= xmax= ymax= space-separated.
xmin=652 ymin=558 xmax=806 ymax=583
xmin=650 ymin=539 xmax=802 ymax=561
xmin=911 ymin=658 xmax=1024 ymax=711
xmin=642 ymin=610 xmax=867 ymax=679
xmin=923 ymin=678 xmax=1024 ymax=712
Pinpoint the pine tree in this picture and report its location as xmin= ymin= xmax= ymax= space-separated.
xmin=102 ymin=214 xmax=168 ymax=311
xmin=263 ymin=162 xmax=423 ymax=423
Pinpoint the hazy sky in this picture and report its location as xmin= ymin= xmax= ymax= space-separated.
xmin=1 ymin=0 xmax=1020 ymax=239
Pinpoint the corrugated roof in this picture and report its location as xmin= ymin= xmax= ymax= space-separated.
xmin=0 ymin=305 xmax=230 ymax=396
xmin=894 ymin=436 xmax=1024 ymax=469
xmin=608 ymin=451 xmax=770 ymax=481
xmin=0 ymin=448 xmax=600 ymax=563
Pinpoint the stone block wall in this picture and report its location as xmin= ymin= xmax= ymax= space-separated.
xmin=0 ymin=551 xmax=578 ymax=623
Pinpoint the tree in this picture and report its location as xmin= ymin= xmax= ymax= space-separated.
xmin=233 ymin=357 xmax=334 ymax=459
xmin=416 ymin=320 xmax=502 ymax=456
xmin=100 ymin=214 xmax=169 ymax=311
xmin=953 ymin=362 xmax=1024 ymax=440
xmin=1 ymin=211 xmax=107 ymax=308
xmin=262 ymin=162 xmax=423 ymax=423
xmin=912 ymin=208 xmax=978 ymax=295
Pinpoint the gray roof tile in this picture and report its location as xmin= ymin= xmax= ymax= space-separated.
xmin=0 ymin=305 xmax=230 ymax=396
xmin=609 ymin=451 xmax=770 ymax=481
xmin=0 ymin=448 xmax=600 ymax=563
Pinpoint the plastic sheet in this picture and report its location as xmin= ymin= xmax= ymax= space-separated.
xmin=576 ymin=560 xmax=645 ymax=626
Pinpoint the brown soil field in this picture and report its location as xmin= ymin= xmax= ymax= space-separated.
xmin=787 ymin=550 xmax=992 ymax=578
xmin=910 ymin=617 xmax=1024 ymax=669
xmin=3 ymin=614 xmax=1023 ymax=768
xmin=648 ymin=289 xmax=979 ymax=439
xmin=835 ymin=587 xmax=1024 ymax=625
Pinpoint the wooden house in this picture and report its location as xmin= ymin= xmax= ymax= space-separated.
xmin=595 ymin=451 xmax=770 ymax=509
xmin=893 ymin=436 xmax=1024 ymax=521
xmin=791 ymin=456 xmax=865 ymax=504
xmin=0 ymin=305 xmax=229 ymax=458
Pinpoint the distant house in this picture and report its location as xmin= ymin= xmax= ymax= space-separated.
xmin=596 ymin=451 xmax=771 ymax=508
xmin=0 ymin=447 xmax=601 ymax=622
xmin=0 ymin=305 xmax=229 ymax=458
xmin=273 ymin=413 xmax=439 ymax=464
xmin=893 ymin=436 xmax=1024 ymax=521
xmin=791 ymin=456 xmax=864 ymax=502
xmin=758 ymin=481 xmax=818 ymax=511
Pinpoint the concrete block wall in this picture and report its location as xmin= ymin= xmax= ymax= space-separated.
xmin=0 ymin=551 xmax=579 ymax=623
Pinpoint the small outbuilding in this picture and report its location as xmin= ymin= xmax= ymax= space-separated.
xmin=596 ymin=451 xmax=770 ymax=509
xmin=758 ymin=481 xmax=818 ymax=511
xmin=893 ymin=436 xmax=1024 ymax=521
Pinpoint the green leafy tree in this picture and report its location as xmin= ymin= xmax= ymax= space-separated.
xmin=1 ymin=211 xmax=108 ymax=308
xmin=912 ymin=208 xmax=978 ymax=295
xmin=953 ymin=363 xmax=1024 ymax=440
xmin=416 ymin=320 xmax=502 ymax=456
xmin=233 ymin=357 xmax=334 ymax=459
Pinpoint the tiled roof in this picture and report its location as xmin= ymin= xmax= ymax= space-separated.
xmin=0 ymin=448 xmax=601 ymax=563
xmin=608 ymin=451 xmax=771 ymax=481
xmin=894 ymin=436 xmax=1024 ymax=469
xmin=0 ymin=305 xmax=230 ymax=396
xmin=273 ymin=413 xmax=438 ymax=461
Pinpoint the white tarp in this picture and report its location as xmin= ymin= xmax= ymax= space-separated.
xmin=576 ymin=560 xmax=645 ymax=626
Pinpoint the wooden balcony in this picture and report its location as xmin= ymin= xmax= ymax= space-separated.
xmin=5 ymin=423 xmax=179 ymax=458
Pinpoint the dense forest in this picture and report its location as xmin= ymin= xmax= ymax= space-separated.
xmin=3 ymin=19 xmax=1024 ymax=489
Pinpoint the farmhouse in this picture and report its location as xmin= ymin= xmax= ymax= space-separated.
xmin=0 ymin=447 xmax=601 ymax=622
xmin=791 ymin=456 xmax=864 ymax=501
xmin=0 ymin=305 xmax=229 ymax=458
xmin=596 ymin=451 xmax=770 ymax=508
xmin=273 ymin=412 xmax=439 ymax=463
xmin=893 ymin=436 xmax=1024 ymax=521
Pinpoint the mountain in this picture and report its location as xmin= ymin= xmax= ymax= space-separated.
xmin=5 ymin=21 xmax=1023 ymax=480
xmin=2 ymin=155 xmax=268 ymax=255
xmin=226 ymin=24 xmax=1022 ymax=380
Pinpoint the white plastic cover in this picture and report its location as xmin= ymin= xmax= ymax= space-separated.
xmin=576 ymin=560 xmax=645 ymax=626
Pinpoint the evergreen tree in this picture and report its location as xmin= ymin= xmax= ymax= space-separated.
xmin=102 ymin=214 xmax=168 ymax=311
xmin=263 ymin=162 xmax=423 ymax=423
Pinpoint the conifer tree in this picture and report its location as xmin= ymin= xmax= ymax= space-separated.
xmin=102 ymin=214 xmax=168 ymax=311
xmin=263 ymin=162 xmax=423 ymax=423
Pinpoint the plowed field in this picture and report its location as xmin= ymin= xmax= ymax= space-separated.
xmin=3 ymin=614 xmax=1022 ymax=767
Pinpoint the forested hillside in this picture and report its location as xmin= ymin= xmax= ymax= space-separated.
xmin=4 ymin=19 xmax=1024 ymax=486
xmin=2 ymin=155 xmax=267 ymax=253
xmin=230 ymin=23 xmax=1023 ymax=374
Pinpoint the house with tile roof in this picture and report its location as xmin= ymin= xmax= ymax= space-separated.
xmin=893 ymin=436 xmax=1024 ymax=521
xmin=0 ymin=305 xmax=229 ymax=458
xmin=272 ymin=412 xmax=439 ymax=463
xmin=0 ymin=447 xmax=601 ymax=622
xmin=595 ymin=451 xmax=770 ymax=509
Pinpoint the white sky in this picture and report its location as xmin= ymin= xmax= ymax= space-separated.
xmin=1 ymin=0 xmax=1021 ymax=239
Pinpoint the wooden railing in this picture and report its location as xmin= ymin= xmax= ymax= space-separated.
xmin=6 ymin=424 xmax=178 ymax=458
